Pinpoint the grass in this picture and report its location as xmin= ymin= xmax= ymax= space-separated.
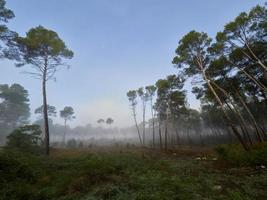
xmin=0 ymin=147 xmax=266 ymax=200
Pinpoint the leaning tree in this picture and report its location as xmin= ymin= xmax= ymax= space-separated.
xmin=127 ymin=90 xmax=142 ymax=145
xmin=172 ymin=31 xmax=249 ymax=151
xmin=16 ymin=26 xmax=74 ymax=155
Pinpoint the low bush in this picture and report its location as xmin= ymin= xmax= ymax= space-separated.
xmin=5 ymin=124 xmax=42 ymax=154
xmin=215 ymin=142 xmax=267 ymax=167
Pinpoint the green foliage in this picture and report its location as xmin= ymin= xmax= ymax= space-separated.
xmin=17 ymin=26 xmax=73 ymax=61
xmin=154 ymin=74 xmax=186 ymax=122
xmin=0 ymin=0 xmax=18 ymax=60
xmin=127 ymin=90 xmax=138 ymax=104
xmin=6 ymin=124 xmax=42 ymax=154
xmin=0 ymin=83 xmax=30 ymax=124
xmin=0 ymin=150 xmax=266 ymax=200
xmin=16 ymin=25 xmax=74 ymax=80
xmin=172 ymin=30 xmax=212 ymax=76
xmin=60 ymin=106 xmax=75 ymax=121
xmin=0 ymin=152 xmax=37 ymax=200
xmin=35 ymin=104 xmax=57 ymax=118
xmin=0 ymin=83 xmax=30 ymax=143
xmin=215 ymin=143 xmax=267 ymax=166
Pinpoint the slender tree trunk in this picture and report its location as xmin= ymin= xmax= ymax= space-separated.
xmin=133 ymin=108 xmax=142 ymax=146
xmin=63 ymin=119 xmax=67 ymax=147
xmin=150 ymin=99 xmax=155 ymax=148
xmin=211 ymin=79 xmax=265 ymax=143
xmin=235 ymin=90 xmax=265 ymax=143
xmin=199 ymin=130 xmax=204 ymax=146
xmin=225 ymin=101 xmax=253 ymax=147
xmin=245 ymin=42 xmax=267 ymax=72
xmin=187 ymin=129 xmax=191 ymax=146
xmin=42 ymin=61 xmax=50 ymax=155
xmin=175 ymin=126 xmax=180 ymax=146
xmin=164 ymin=121 xmax=168 ymax=150
xmin=159 ymin=121 xmax=163 ymax=150
xmin=202 ymin=71 xmax=249 ymax=151
xmin=142 ymin=101 xmax=146 ymax=146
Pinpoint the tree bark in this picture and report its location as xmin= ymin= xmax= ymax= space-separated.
xmin=142 ymin=101 xmax=146 ymax=146
xmin=225 ymin=101 xmax=253 ymax=146
xmin=133 ymin=107 xmax=142 ymax=146
xmin=211 ymin=79 xmax=264 ymax=143
xmin=175 ymin=126 xmax=180 ymax=146
xmin=42 ymin=60 xmax=50 ymax=155
xmin=63 ymin=119 xmax=67 ymax=147
xmin=159 ymin=121 xmax=163 ymax=150
xmin=245 ymin=42 xmax=267 ymax=72
xmin=164 ymin=121 xmax=168 ymax=150
xmin=150 ymin=99 xmax=155 ymax=148
xmin=235 ymin=89 xmax=265 ymax=143
xmin=202 ymin=71 xmax=249 ymax=151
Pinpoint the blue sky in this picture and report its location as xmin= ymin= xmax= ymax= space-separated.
xmin=1 ymin=0 xmax=266 ymax=127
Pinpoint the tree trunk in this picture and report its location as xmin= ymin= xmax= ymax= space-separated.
xmin=199 ymin=130 xmax=204 ymax=146
xmin=42 ymin=62 xmax=50 ymax=155
xmin=175 ymin=126 xmax=180 ymax=146
xmin=63 ymin=119 xmax=67 ymax=147
xmin=142 ymin=101 xmax=146 ymax=146
xmin=235 ymin=90 xmax=265 ymax=143
xmin=187 ymin=129 xmax=191 ymax=146
xmin=151 ymin=99 xmax=155 ymax=148
xmin=245 ymin=42 xmax=267 ymax=72
xmin=202 ymin=72 xmax=249 ymax=151
xmin=159 ymin=121 xmax=163 ymax=150
xmin=211 ymin=79 xmax=264 ymax=143
xmin=225 ymin=101 xmax=253 ymax=147
xmin=164 ymin=121 xmax=168 ymax=150
xmin=133 ymin=108 xmax=142 ymax=146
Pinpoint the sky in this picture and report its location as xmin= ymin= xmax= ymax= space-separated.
xmin=1 ymin=0 xmax=266 ymax=128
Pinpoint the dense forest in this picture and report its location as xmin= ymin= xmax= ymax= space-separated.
xmin=0 ymin=1 xmax=267 ymax=200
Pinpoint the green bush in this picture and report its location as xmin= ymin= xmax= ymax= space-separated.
xmin=6 ymin=124 xmax=42 ymax=154
xmin=215 ymin=143 xmax=267 ymax=167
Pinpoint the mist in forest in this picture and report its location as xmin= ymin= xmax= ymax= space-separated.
xmin=0 ymin=0 xmax=266 ymax=151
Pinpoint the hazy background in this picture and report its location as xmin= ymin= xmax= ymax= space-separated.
xmin=1 ymin=0 xmax=265 ymax=128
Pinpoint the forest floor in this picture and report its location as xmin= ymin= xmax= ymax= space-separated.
xmin=1 ymin=146 xmax=267 ymax=200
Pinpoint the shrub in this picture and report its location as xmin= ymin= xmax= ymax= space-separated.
xmin=215 ymin=143 xmax=267 ymax=167
xmin=6 ymin=124 xmax=42 ymax=154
